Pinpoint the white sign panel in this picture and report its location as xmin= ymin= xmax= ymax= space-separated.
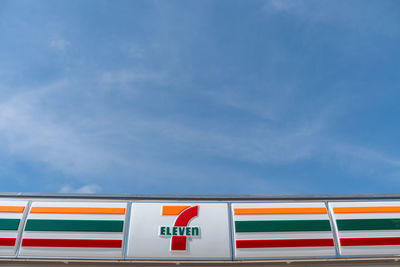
xmin=329 ymin=201 xmax=400 ymax=256
xmin=0 ymin=200 xmax=28 ymax=256
xmin=232 ymin=202 xmax=336 ymax=259
xmin=19 ymin=201 xmax=127 ymax=258
xmin=126 ymin=202 xmax=231 ymax=259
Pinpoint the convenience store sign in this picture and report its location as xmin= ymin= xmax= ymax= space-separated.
xmin=1 ymin=199 xmax=400 ymax=260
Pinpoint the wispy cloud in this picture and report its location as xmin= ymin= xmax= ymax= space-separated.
xmin=59 ymin=184 xmax=101 ymax=194
xmin=264 ymin=0 xmax=346 ymax=21
xmin=0 ymin=79 xmax=390 ymax=173
xmin=158 ymin=119 xmax=320 ymax=163
xmin=266 ymin=0 xmax=303 ymax=13
xmin=0 ymin=0 xmax=399 ymax=195
xmin=49 ymin=39 xmax=70 ymax=52
xmin=99 ymin=69 xmax=164 ymax=85
xmin=1 ymin=76 xmax=399 ymax=193
xmin=0 ymin=80 xmax=123 ymax=176
xmin=203 ymin=85 xmax=294 ymax=121
xmin=264 ymin=0 xmax=399 ymax=36
xmin=323 ymin=141 xmax=400 ymax=176
xmin=126 ymin=44 xmax=145 ymax=58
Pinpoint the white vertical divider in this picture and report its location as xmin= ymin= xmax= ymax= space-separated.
xmin=122 ymin=201 xmax=132 ymax=259
xmin=15 ymin=200 xmax=31 ymax=258
xmin=227 ymin=202 xmax=235 ymax=261
xmin=325 ymin=201 xmax=340 ymax=257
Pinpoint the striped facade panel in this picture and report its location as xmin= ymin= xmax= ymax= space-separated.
xmin=330 ymin=201 xmax=400 ymax=256
xmin=19 ymin=202 xmax=127 ymax=258
xmin=232 ymin=202 xmax=336 ymax=259
xmin=0 ymin=200 xmax=27 ymax=256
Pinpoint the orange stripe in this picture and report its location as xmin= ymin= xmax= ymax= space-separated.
xmin=334 ymin=207 xmax=400 ymax=214
xmin=0 ymin=206 xmax=25 ymax=213
xmin=234 ymin=207 xmax=327 ymax=215
xmin=162 ymin=206 xmax=190 ymax=215
xmin=30 ymin=207 xmax=125 ymax=214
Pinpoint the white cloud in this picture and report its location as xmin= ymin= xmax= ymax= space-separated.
xmin=263 ymin=0 xmax=398 ymax=37
xmin=99 ymin=70 xmax=164 ymax=84
xmin=0 ymin=77 xmax=399 ymax=191
xmin=127 ymin=44 xmax=145 ymax=58
xmin=59 ymin=184 xmax=101 ymax=194
xmin=326 ymin=141 xmax=400 ymax=169
xmin=203 ymin=85 xmax=294 ymax=121
xmin=266 ymin=0 xmax=300 ymax=12
xmin=0 ymin=80 xmax=123 ymax=176
xmin=159 ymin=118 xmax=320 ymax=164
xmin=49 ymin=39 xmax=70 ymax=52
xmin=264 ymin=0 xmax=339 ymax=20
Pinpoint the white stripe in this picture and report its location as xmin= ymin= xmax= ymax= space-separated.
xmin=232 ymin=202 xmax=327 ymax=209
xmin=340 ymin=245 xmax=400 ymax=256
xmin=22 ymin=232 xmax=123 ymax=239
xmin=0 ymin=230 xmax=18 ymax=238
xmin=0 ymin=247 xmax=16 ymax=256
xmin=0 ymin=201 xmax=28 ymax=207
xmin=334 ymin=213 xmax=400 ymax=219
xmin=234 ymin=214 xmax=329 ymax=221
xmin=0 ymin=213 xmax=24 ymax=219
xmin=30 ymin=202 xmax=127 ymax=208
xmin=27 ymin=214 xmax=125 ymax=220
xmin=19 ymin=247 xmax=122 ymax=257
xmin=235 ymin=247 xmax=336 ymax=258
xmin=338 ymin=230 xmax=400 ymax=238
xmin=330 ymin=201 xmax=400 ymax=208
xmin=235 ymin=231 xmax=334 ymax=240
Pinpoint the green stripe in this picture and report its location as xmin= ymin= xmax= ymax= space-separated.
xmin=337 ymin=219 xmax=400 ymax=231
xmin=0 ymin=218 xmax=20 ymax=230
xmin=235 ymin=220 xmax=331 ymax=232
xmin=25 ymin=219 xmax=124 ymax=232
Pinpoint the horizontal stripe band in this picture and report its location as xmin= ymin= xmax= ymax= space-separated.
xmin=21 ymin=238 xmax=122 ymax=248
xmin=337 ymin=219 xmax=400 ymax=231
xmin=234 ymin=207 xmax=327 ymax=215
xmin=334 ymin=207 xmax=400 ymax=214
xmin=235 ymin=220 xmax=331 ymax=232
xmin=341 ymin=237 xmax=400 ymax=246
xmin=0 ymin=206 xmax=25 ymax=213
xmin=25 ymin=219 xmax=124 ymax=232
xmin=30 ymin=207 xmax=125 ymax=215
xmin=236 ymin=238 xmax=334 ymax=248
xmin=0 ymin=218 xmax=20 ymax=230
xmin=162 ymin=206 xmax=190 ymax=215
xmin=0 ymin=238 xmax=16 ymax=246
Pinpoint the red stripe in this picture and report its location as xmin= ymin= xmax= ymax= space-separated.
xmin=21 ymin=238 xmax=122 ymax=248
xmin=341 ymin=237 xmax=400 ymax=246
xmin=0 ymin=238 xmax=16 ymax=246
xmin=236 ymin=238 xmax=334 ymax=248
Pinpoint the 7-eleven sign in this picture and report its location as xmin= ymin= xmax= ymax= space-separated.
xmin=127 ymin=203 xmax=231 ymax=259
xmin=159 ymin=205 xmax=200 ymax=251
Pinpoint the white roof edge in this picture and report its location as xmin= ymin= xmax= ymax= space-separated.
xmin=2 ymin=256 xmax=400 ymax=264
xmin=1 ymin=192 xmax=400 ymax=201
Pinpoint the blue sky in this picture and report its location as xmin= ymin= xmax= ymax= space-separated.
xmin=0 ymin=0 xmax=399 ymax=195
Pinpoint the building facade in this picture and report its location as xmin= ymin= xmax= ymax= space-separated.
xmin=1 ymin=193 xmax=400 ymax=266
